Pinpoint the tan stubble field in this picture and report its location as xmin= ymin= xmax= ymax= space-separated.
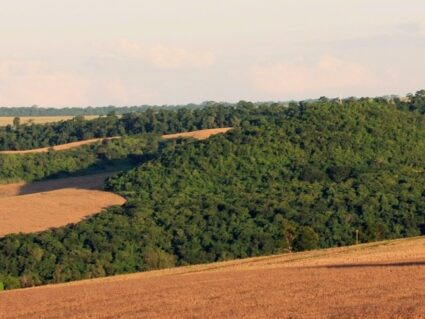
xmin=0 ymin=173 xmax=125 ymax=237
xmin=1 ymin=237 xmax=424 ymax=319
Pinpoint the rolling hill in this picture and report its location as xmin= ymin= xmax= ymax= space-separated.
xmin=1 ymin=101 xmax=425 ymax=291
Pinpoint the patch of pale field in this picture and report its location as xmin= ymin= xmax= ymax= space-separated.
xmin=162 ymin=127 xmax=233 ymax=140
xmin=0 ymin=172 xmax=125 ymax=237
xmin=1 ymin=236 xmax=425 ymax=319
xmin=0 ymin=115 xmax=99 ymax=126
xmin=0 ymin=137 xmax=120 ymax=154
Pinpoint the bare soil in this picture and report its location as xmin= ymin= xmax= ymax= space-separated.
xmin=0 ymin=173 xmax=125 ymax=237
xmin=162 ymin=128 xmax=232 ymax=140
xmin=1 ymin=237 xmax=424 ymax=319
xmin=0 ymin=137 xmax=120 ymax=155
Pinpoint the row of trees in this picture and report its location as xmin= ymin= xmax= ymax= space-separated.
xmin=1 ymin=99 xmax=425 ymax=289
xmin=0 ymin=102 xmax=234 ymax=117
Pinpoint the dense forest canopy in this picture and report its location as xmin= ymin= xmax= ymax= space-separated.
xmin=1 ymin=95 xmax=425 ymax=290
xmin=1 ymin=91 xmax=424 ymax=151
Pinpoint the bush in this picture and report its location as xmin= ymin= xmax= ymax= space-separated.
xmin=293 ymin=227 xmax=320 ymax=251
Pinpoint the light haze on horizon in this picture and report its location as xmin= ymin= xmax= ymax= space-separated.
xmin=1 ymin=0 xmax=425 ymax=107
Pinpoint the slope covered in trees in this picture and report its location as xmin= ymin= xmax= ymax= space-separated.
xmin=1 ymin=99 xmax=425 ymax=290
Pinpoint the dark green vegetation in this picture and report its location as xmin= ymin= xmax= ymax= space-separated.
xmin=0 ymin=103 xmax=226 ymax=117
xmin=1 ymin=93 xmax=425 ymax=290
xmin=0 ymin=135 xmax=160 ymax=183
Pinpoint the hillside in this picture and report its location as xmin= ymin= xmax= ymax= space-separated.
xmin=1 ymin=101 xmax=425 ymax=290
xmin=1 ymin=237 xmax=424 ymax=318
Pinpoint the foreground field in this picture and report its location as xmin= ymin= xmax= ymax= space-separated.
xmin=1 ymin=237 xmax=424 ymax=318
xmin=0 ymin=137 xmax=120 ymax=154
xmin=0 ymin=173 xmax=125 ymax=236
xmin=0 ymin=116 xmax=99 ymax=126
xmin=162 ymin=127 xmax=232 ymax=140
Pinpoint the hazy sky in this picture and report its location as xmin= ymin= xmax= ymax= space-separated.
xmin=1 ymin=0 xmax=425 ymax=106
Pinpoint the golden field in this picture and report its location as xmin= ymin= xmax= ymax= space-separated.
xmin=1 ymin=237 xmax=424 ymax=318
xmin=162 ymin=127 xmax=232 ymax=140
xmin=0 ymin=173 xmax=125 ymax=237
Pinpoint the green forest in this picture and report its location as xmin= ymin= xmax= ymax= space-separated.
xmin=1 ymin=92 xmax=425 ymax=290
xmin=0 ymin=102 xmax=276 ymax=150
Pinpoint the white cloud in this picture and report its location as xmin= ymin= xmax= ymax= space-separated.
xmin=101 ymin=39 xmax=216 ymax=70
xmin=419 ymin=21 xmax=425 ymax=37
xmin=251 ymin=56 xmax=380 ymax=97
xmin=0 ymin=59 xmax=158 ymax=106
xmin=0 ymin=59 xmax=91 ymax=106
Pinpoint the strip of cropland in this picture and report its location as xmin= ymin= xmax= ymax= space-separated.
xmin=0 ymin=137 xmax=121 ymax=154
xmin=161 ymin=127 xmax=232 ymax=140
xmin=1 ymin=237 xmax=424 ymax=319
xmin=0 ymin=173 xmax=125 ymax=237
xmin=0 ymin=127 xmax=231 ymax=155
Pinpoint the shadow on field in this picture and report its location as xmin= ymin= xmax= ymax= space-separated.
xmin=312 ymin=261 xmax=425 ymax=269
xmin=17 ymin=153 xmax=155 ymax=195
xmin=18 ymin=172 xmax=117 ymax=195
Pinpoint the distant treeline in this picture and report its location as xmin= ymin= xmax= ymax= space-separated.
xmin=0 ymin=104 xmax=196 ymax=116
xmin=0 ymin=102 xmax=264 ymax=117
xmin=1 ymin=95 xmax=425 ymax=290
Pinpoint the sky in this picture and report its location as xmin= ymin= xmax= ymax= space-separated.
xmin=0 ymin=0 xmax=425 ymax=107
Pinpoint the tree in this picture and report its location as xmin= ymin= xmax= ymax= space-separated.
xmin=12 ymin=117 xmax=20 ymax=129
xmin=293 ymin=227 xmax=320 ymax=251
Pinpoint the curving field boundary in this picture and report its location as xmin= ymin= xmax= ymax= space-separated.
xmin=0 ymin=237 xmax=424 ymax=318
xmin=0 ymin=172 xmax=125 ymax=237
xmin=0 ymin=137 xmax=121 ymax=155
xmin=0 ymin=128 xmax=232 ymax=155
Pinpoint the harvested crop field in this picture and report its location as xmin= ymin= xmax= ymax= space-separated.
xmin=162 ymin=127 xmax=232 ymax=140
xmin=0 ymin=173 xmax=125 ymax=237
xmin=1 ymin=237 xmax=425 ymax=319
xmin=0 ymin=115 xmax=99 ymax=126
xmin=0 ymin=137 xmax=120 ymax=154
